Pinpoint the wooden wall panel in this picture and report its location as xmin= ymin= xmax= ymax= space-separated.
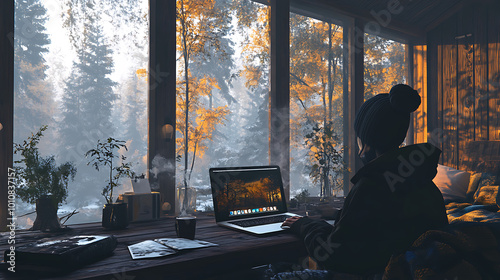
xmin=437 ymin=30 xmax=444 ymax=161
xmin=413 ymin=45 xmax=427 ymax=144
xmin=407 ymin=45 xmax=415 ymax=146
xmin=426 ymin=24 xmax=442 ymax=157
xmin=474 ymin=6 xmax=489 ymax=141
xmin=488 ymin=7 xmax=500 ymax=141
xmin=441 ymin=16 xmax=458 ymax=168
xmin=426 ymin=2 xmax=500 ymax=170
xmin=457 ymin=10 xmax=475 ymax=169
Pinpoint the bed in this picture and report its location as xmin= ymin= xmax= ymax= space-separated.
xmin=273 ymin=142 xmax=500 ymax=279
xmin=383 ymin=141 xmax=500 ymax=279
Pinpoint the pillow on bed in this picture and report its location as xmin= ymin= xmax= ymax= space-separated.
xmin=473 ymin=173 xmax=498 ymax=200
xmin=466 ymin=172 xmax=482 ymax=202
xmin=433 ymin=164 xmax=471 ymax=201
xmin=473 ymin=185 xmax=499 ymax=207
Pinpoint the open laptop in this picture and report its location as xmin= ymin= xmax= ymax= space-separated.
xmin=209 ymin=165 xmax=299 ymax=235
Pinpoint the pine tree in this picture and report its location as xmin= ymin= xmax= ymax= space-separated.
xmin=59 ymin=8 xmax=117 ymax=205
xmin=233 ymin=1 xmax=271 ymax=166
xmin=121 ymin=72 xmax=147 ymax=174
xmin=240 ymin=89 xmax=270 ymax=165
xmin=190 ymin=0 xmax=236 ymax=107
xmin=14 ymin=0 xmax=54 ymax=148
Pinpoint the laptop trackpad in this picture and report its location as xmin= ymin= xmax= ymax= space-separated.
xmin=248 ymin=219 xmax=335 ymax=234
xmin=246 ymin=223 xmax=284 ymax=234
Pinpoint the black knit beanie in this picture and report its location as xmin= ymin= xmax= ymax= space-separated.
xmin=354 ymin=84 xmax=421 ymax=152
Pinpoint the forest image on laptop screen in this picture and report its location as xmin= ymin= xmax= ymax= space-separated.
xmin=213 ymin=167 xmax=285 ymax=217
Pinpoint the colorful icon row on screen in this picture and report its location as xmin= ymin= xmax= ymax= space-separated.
xmin=229 ymin=206 xmax=277 ymax=216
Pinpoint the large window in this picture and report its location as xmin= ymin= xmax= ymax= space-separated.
xmin=8 ymin=1 xmax=413 ymax=229
xmin=175 ymin=0 xmax=270 ymax=212
xmin=13 ymin=0 xmax=149 ymax=228
xmin=289 ymin=13 xmax=345 ymax=198
xmin=364 ymin=33 xmax=407 ymax=100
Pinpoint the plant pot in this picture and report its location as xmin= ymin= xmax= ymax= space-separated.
xmin=102 ymin=203 xmax=128 ymax=229
xmin=31 ymin=195 xmax=69 ymax=232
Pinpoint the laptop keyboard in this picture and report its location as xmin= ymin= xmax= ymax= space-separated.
xmin=229 ymin=215 xmax=290 ymax=228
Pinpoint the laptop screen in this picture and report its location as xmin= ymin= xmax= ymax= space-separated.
xmin=209 ymin=166 xmax=287 ymax=222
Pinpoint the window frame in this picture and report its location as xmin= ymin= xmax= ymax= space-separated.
xmin=0 ymin=0 xmax=415 ymax=229
xmin=0 ymin=0 xmax=14 ymax=231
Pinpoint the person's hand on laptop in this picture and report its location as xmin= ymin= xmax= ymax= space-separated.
xmin=281 ymin=216 xmax=302 ymax=229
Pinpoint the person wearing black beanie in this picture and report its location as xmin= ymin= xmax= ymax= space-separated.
xmin=355 ymin=84 xmax=422 ymax=162
xmin=282 ymin=84 xmax=448 ymax=277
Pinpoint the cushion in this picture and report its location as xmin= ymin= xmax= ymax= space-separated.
xmin=466 ymin=172 xmax=482 ymax=202
xmin=473 ymin=173 xmax=498 ymax=200
xmin=433 ymin=164 xmax=471 ymax=201
xmin=473 ymin=185 xmax=499 ymax=207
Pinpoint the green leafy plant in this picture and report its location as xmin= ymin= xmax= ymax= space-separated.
xmin=14 ymin=125 xmax=77 ymax=206
xmin=85 ymin=138 xmax=134 ymax=204
xmin=289 ymin=189 xmax=310 ymax=208
xmin=295 ymin=189 xmax=310 ymax=204
xmin=305 ymin=121 xmax=346 ymax=198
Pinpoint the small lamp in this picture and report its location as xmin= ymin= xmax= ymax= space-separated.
xmin=0 ymin=122 xmax=3 ymax=131
xmin=161 ymin=124 xmax=174 ymax=141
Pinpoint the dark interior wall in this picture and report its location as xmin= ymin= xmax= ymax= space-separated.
xmin=427 ymin=2 xmax=500 ymax=171
xmin=0 ymin=0 xmax=14 ymax=230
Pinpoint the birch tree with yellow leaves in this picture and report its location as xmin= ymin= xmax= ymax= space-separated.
xmin=364 ymin=34 xmax=407 ymax=100
xmin=289 ymin=14 xmax=346 ymax=197
xmin=176 ymin=0 xmax=231 ymax=205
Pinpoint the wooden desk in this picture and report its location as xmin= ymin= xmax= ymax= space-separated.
xmin=0 ymin=213 xmax=308 ymax=280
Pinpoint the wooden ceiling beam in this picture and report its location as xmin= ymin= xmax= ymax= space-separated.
xmin=424 ymin=0 xmax=468 ymax=32
xmin=291 ymin=0 xmax=426 ymax=40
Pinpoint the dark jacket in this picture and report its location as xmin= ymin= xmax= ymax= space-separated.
xmin=290 ymin=143 xmax=449 ymax=275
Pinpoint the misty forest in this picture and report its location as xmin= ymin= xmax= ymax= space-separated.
xmin=14 ymin=0 xmax=406 ymax=228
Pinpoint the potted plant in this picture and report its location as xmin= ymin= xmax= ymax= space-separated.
xmin=86 ymin=137 xmax=134 ymax=229
xmin=305 ymin=121 xmax=347 ymax=200
xmin=14 ymin=125 xmax=77 ymax=232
